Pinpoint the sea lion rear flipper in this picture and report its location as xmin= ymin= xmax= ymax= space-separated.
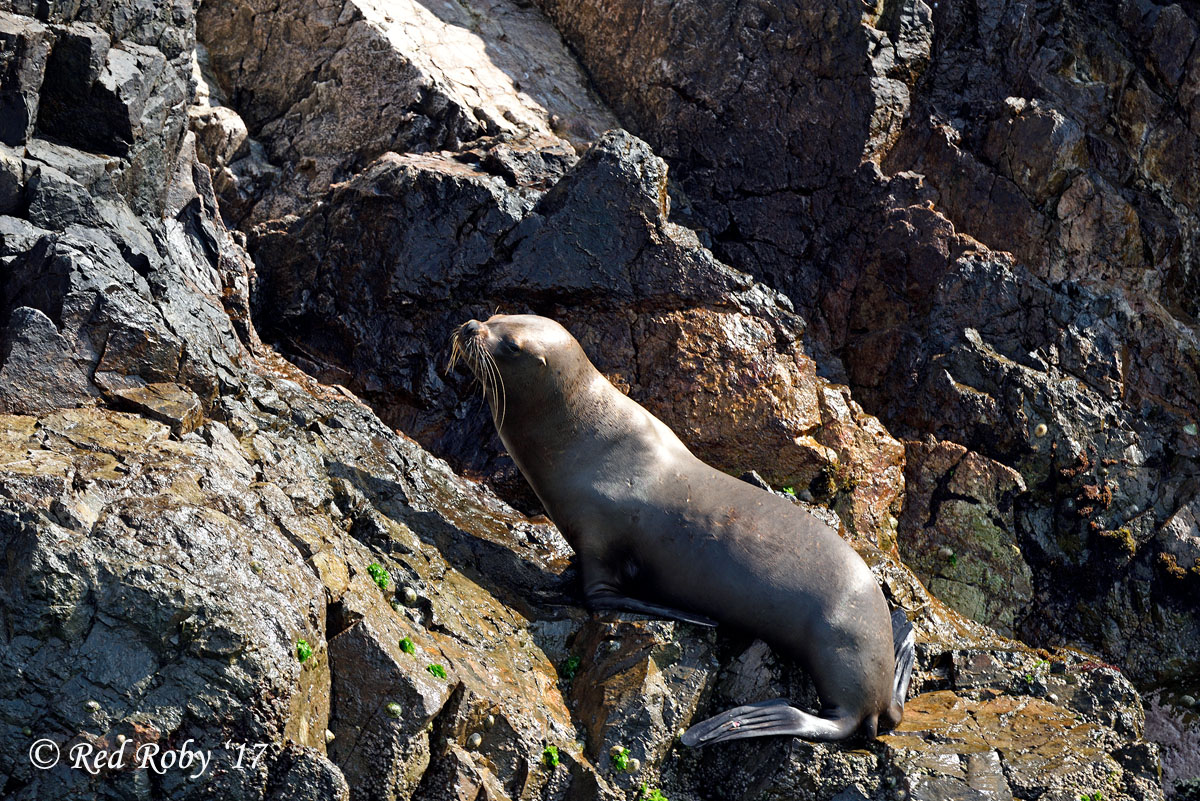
xmin=584 ymin=590 xmax=718 ymax=627
xmin=890 ymin=608 xmax=916 ymax=708
xmin=679 ymin=699 xmax=860 ymax=746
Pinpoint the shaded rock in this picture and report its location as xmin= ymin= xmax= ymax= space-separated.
xmin=899 ymin=438 xmax=1031 ymax=636
xmin=0 ymin=144 xmax=30 ymax=213
xmin=530 ymin=0 xmax=931 ymax=243
xmin=24 ymin=7 xmax=193 ymax=216
xmin=187 ymin=43 xmax=279 ymax=227
xmin=36 ymin=24 xmax=159 ymax=158
xmin=842 ymin=224 xmax=1200 ymax=688
xmin=0 ymin=11 xmax=51 ymax=146
xmin=265 ymin=745 xmax=351 ymax=801
xmin=882 ymin=1 xmax=1200 ymax=314
xmin=0 ymin=305 xmax=99 ymax=413
xmin=25 ymin=161 xmax=104 ymax=229
xmin=1144 ymin=689 xmax=1200 ymax=801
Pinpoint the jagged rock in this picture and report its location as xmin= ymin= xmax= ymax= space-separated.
xmin=521 ymin=0 xmax=1200 ymax=720
xmin=0 ymin=221 xmax=244 ymax=412
xmin=0 ymin=305 xmax=99 ymax=413
xmin=252 ymin=130 xmax=905 ymax=539
xmin=196 ymin=0 xmax=617 ymax=223
xmin=0 ymin=144 xmax=29 ymax=213
xmin=530 ymin=0 xmax=931 ymax=242
xmin=187 ymin=43 xmax=279 ymax=227
xmin=25 ymin=161 xmax=104 ymax=229
xmin=0 ymin=11 xmax=51 ymax=146
xmin=899 ymin=438 xmax=1032 ymax=637
xmin=3 ymin=0 xmax=195 ymax=215
xmin=109 ymin=382 xmax=205 ymax=436
xmin=0 ymin=0 xmax=1189 ymax=794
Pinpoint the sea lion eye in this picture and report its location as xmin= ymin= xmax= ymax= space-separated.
xmin=499 ymin=337 xmax=520 ymax=355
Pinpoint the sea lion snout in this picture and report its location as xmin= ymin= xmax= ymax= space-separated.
xmin=450 ymin=319 xmax=489 ymax=359
xmin=455 ymin=318 xmax=487 ymax=347
xmin=448 ymin=319 xmax=488 ymax=378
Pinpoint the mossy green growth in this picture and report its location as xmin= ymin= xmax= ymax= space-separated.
xmin=637 ymin=786 xmax=668 ymax=801
xmin=398 ymin=636 xmax=415 ymax=654
xmin=426 ymin=663 xmax=447 ymax=679
xmin=560 ymin=655 xmax=581 ymax=681
xmin=610 ymin=746 xmax=630 ymax=772
xmin=366 ymin=562 xmax=390 ymax=591
xmin=542 ymin=744 xmax=559 ymax=768
xmin=781 ymin=486 xmax=796 ymax=497
xmin=295 ymin=639 xmax=313 ymax=663
xmin=1079 ymin=793 xmax=1105 ymax=801
xmin=385 ymin=702 xmax=403 ymax=718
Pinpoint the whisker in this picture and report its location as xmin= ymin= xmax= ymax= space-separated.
xmin=449 ymin=330 xmax=508 ymax=431
xmin=483 ymin=346 xmax=506 ymax=430
xmin=472 ymin=339 xmax=495 ymax=412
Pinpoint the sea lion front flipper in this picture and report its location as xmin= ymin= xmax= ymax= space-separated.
xmin=583 ymin=587 xmax=718 ymax=627
xmin=680 ymin=700 xmax=860 ymax=746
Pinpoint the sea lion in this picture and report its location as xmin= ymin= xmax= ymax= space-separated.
xmin=449 ymin=313 xmax=914 ymax=743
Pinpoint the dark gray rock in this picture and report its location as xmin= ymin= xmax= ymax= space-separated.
xmin=25 ymin=162 xmax=104 ymax=228
xmin=35 ymin=22 xmax=114 ymax=151
xmin=0 ymin=144 xmax=30 ymax=214
xmin=0 ymin=11 xmax=51 ymax=146
xmin=0 ymin=305 xmax=98 ymax=412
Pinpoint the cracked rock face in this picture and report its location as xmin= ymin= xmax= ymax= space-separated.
xmin=195 ymin=0 xmax=617 ymax=226
xmin=0 ymin=0 xmax=1190 ymax=796
xmin=249 ymin=129 xmax=906 ymax=540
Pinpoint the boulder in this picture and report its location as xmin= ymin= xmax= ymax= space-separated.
xmin=0 ymin=11 xmax=51 ymax=146
xmin=196 ymin=0 xmax=617 ymax=223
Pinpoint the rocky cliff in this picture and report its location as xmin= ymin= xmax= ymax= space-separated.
xmin=0 ymin=0 xmax=1196 ymax=798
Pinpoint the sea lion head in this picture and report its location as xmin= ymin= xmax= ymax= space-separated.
xmin=449 ymin=314 xmax=595 ymax=430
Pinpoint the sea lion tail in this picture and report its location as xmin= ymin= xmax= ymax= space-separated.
xmin=886 ymin=608 xmax=916 ymax=727
xmin=679 ymin=699 xmax=861 ymax=746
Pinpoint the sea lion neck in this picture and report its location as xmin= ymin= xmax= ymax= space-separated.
xmin=497 ymin=363 xmax=612 ymax=444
